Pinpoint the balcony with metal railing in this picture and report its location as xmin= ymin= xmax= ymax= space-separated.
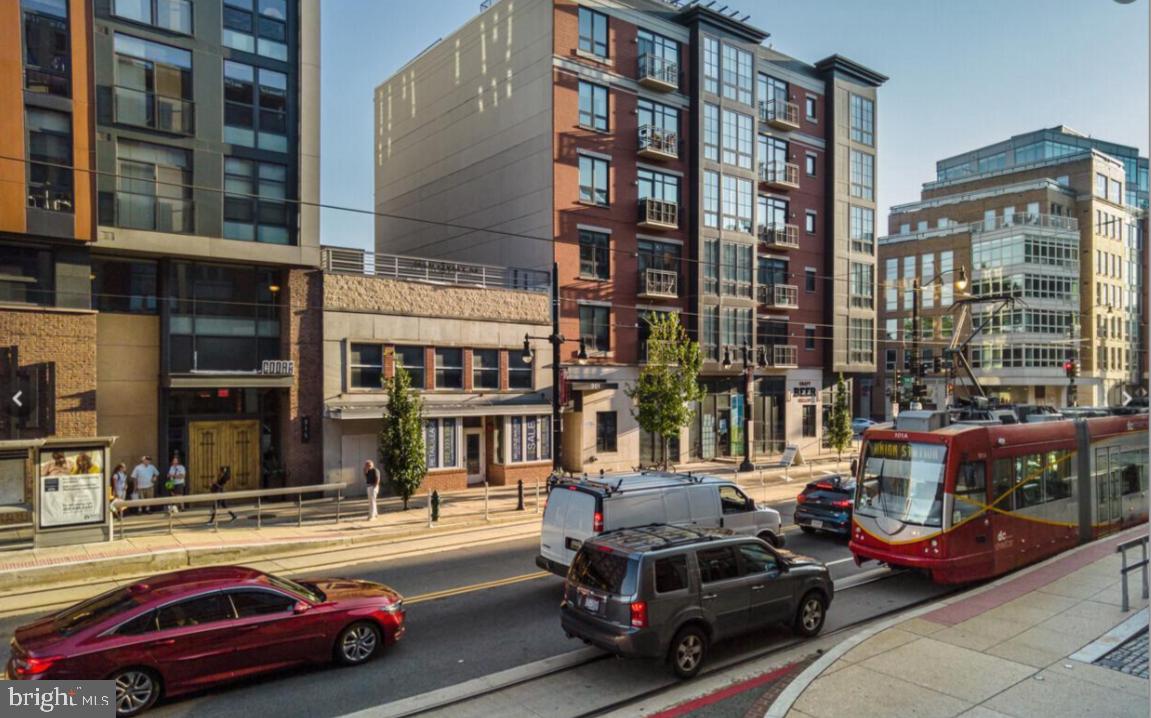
xmin=758 ymin=283 xmax=798 ymax=309
xmin=113 ymin=87 xmax=194 ymax=135
xmin=974 ymin=212 xmax=1080 ymax=234
xmin=758 ymin=98 xmax=800 ymax=130
xmin=637 ymin=268 xmax=678 ymax=299
xmin=758 ymin=223 xmax=799 ymax=250
xmin=759 ymin=161 xmax=799 ymax=190
xmin=638 ymin=198 xmax=679 ymax=230
xmin=638 ymin=54 xmax=678 ymax=91
xmin=758 ymin=344 xmax=798 ymax=368
xmin=321 ymin=246 xmax=550 ymax=293
xmin=638 ymin=125 xmax=678 ymax=160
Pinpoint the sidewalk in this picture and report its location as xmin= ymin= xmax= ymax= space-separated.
xmin=769 ymin=526 xmax=1150 ymax=718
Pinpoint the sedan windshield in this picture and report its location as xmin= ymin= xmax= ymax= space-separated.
xmin=54 ymin=588 xmax=140 ymax=636
xmin=855 ymin=440 xmax=946 ymax=528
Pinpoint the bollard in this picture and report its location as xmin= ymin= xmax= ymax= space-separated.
xmin=431 ymin=490 xmax=440 ymax=523
xmin=517 ymin=480 xmax=525 ymax=511
xmin=1143 ymin=541 xmax=1149 ymax=601
xmin=427 ymin=490 xmax=433 ymax=528
xmin=1121 ymin=548 xmax=1131 ymax=612
xmin=335 ymin=489 xmax=342 ymax=524
xmin=535 ymin=479 xmax=541 ymax=513
xmin=484 ymin=482 xmax=490 ymax=521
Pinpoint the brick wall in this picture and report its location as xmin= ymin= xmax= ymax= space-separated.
xmin=489 ymin=460 xmax=551 ymax=486
xmin=282 ymin=269 xmax=324 ymax=486
xmin=324 ymin=274 xmax=548 ymax=324
xmin=0 ymin=306 xmax=97 ymax=438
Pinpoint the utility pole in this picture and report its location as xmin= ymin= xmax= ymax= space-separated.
xmin=910 ymin=277 xmax=923 ymax=408
xmin=551 ymin=262 xmax=562 ymax=472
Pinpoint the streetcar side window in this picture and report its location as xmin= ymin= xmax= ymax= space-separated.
xmin=953 ymin=462 xmax=986 ymax=523
xmin=992 ymin=459 xmax=1015 ymax=511
xmin=1014 ymin=455 xmax=1044 ymax=510
xmin=1043 ymin=451 xmax=1074 ymax=501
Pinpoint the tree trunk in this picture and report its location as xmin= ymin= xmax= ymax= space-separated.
xmin=402 ymin=495 xmax=409 ymax=510
xmin=661 ymin=435 xmax=670 ymax=472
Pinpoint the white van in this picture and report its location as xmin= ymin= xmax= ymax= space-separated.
xmin=535 ymin=472 xmax=784 ymax=576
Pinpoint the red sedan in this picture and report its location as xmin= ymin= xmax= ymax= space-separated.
xmin=7 ymin=566 xmax=405 ymax=716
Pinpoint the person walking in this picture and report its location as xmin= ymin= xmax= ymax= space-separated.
xmin=363 ymin=459 xmax=381 ymax=520
xmin=207 ymin=466 xmax=237 ymax=524
xmin=110 ymin=463 xmax=129 ymax=517
xmin=130 ymin=456 xmax=159 ymax=513
xmin=166 ymin=454 xmax=187 ymax=513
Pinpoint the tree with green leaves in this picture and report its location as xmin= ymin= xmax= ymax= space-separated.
xmin=626 ymin=313 xmax=705 ymax=471
xmin=378 ymin=363 xmax=425 ymax=510
xmin=827 ymin=373 xmax=853 ymax=461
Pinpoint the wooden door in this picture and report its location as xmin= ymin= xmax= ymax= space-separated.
xmin=188 ymin=420 xmax=261 ymax=494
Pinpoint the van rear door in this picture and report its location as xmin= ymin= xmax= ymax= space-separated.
xmin=541 ymin=488 xmax=598 ymax=569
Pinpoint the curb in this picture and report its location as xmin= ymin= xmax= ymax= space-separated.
xmin=763 ymin=524 xmax=1148 ymax=718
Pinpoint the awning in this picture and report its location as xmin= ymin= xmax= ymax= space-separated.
xmin=326 ymin=392 xmax=552 ymax=420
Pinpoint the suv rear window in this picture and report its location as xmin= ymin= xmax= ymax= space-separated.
xmin=570 ymin=548 xmax=638 ymax=596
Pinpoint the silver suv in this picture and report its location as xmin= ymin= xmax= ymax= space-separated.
xmin=560 ymin=525 xmax=833 ymax=678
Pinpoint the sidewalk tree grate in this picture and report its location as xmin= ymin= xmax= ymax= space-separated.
xmin=1094 ymin=628 xmax=1149 ymax=680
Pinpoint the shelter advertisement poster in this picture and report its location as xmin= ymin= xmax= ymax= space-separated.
xmin=38 ymin=447 xmax=108 ymax=529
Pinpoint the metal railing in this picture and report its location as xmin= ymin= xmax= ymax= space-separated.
xmin=639 ymin=268 xmax=678 ymax=298
xmin=759 ymin=98 xmax=799 ymax=127
xmin=975 ymin=212 xmax=1079 ymax=233
xmin=759 ymin=161 xmax=799 ymax=187
xmin=638 ymin=197 xmax=679 ymax=228
xmin=1117 ymin=535 xmax=1148 ymax=612
xmin=638 ymin=54 xmax=678 ymax=89
xmin=638 ymin=125 xmax=678 ymax=158
xmin=113 ymin=86 xmax=195 ymax=135
xmin=27 ymin=180 xmax=73 ymax=212
xmin=758 ymin=223 xmax=799 ymax=249
xmin=25 ymin=68 xmax=70 ymax=97
xmin=114 ymin=191 xmax=193 ymax=233
xmin=322 ymin=246 xmax=550 ymax=292
xmin=758 ymin=283 xmax=798 ymax=308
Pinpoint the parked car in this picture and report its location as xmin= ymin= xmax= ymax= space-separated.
xmin=560 ymin=525 xmax=833 ymax=678
xmin=851 ymin=417 xmax=877 ymax=436
xmin=794 ymin=475 xmax=855 ymax=537
xmin=7 ymin=566 xmax=405 ymax=716
xmin=537 ymin=472 xmax=784 ymax=577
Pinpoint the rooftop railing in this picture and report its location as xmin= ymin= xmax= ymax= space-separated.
xmin=322 ymin=246 xmax=550 ymax=293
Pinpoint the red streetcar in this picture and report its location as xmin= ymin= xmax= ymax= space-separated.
xmin=849 ymin=413 xmax=1148 ymax=584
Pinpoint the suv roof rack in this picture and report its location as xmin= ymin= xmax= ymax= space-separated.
xmin=599 ymin=523 xmax=725 ymax=551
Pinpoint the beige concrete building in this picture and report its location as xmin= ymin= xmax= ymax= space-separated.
xmin=876 ymin=128 xmax=1146 ymax=415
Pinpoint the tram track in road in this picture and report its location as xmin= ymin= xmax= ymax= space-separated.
xmin=363 ymin=566 xmax=949 ymax=718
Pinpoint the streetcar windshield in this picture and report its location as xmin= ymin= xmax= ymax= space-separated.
xmin=856 ymin=440 xmax=947 ymax=528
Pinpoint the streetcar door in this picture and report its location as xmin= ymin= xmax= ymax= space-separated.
xmin=1094 ymin=447 xmax=1123 ymax=535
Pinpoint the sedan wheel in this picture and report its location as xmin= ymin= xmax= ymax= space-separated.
xmin=113 ymin=669 xmax=159 ymax=717
xmin=337 ymin=621 xmax=381 ymax=665
xmin=668 ymin=626 xmax=708 ymax=679
xmin=793 ymin=592 xmax=826 ymax=637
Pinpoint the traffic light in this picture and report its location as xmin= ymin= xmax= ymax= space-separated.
xmin=932 ymin=356 xmax=943 ymax=374
xmin=1063 ymin=360 xmax=1079 ymax=379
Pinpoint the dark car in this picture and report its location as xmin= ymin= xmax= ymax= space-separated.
xmin=560 ymin=525 xmax=833 ymax=679
xmin=794 ymin=475 xmax=855 ymax=537
xmin=7 ymin=566 xmax=405 ymax=716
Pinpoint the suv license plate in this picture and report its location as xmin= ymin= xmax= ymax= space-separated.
xmin=583 ymin=596 xmax=600 ymax=613
xmin=810 ymin=520 xmax=823 ymax=529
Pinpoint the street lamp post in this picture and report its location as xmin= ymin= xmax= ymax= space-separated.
xmin=722 ymin=343 xmax=765 ymax=472
xmin=522 ymin=263 xmax=588 ymax=473
xmin=910 ymin=266 xmax=968 ymax=409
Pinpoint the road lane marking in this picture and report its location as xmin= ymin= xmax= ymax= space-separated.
xmin=825 ymin=557 xmax=856 ymax=567
xmin=405 ymin=571 xmax=550 ymax=605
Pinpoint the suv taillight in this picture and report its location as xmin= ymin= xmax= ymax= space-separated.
xmin=630 ymin=601 xmax=648 ymax=628
xmin=796 ymin=492 xmax=806 ymax=504
xmin=593 ymin=511 xmax=604 ymax=533
xmin=832 ymin=499 xmax=851 ymax=509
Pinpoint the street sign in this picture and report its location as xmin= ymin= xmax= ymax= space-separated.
xmin=1123 ymin=390 xmax=1133 ymax=406
xmin=779 ymin=444 xmax=798 ymax=468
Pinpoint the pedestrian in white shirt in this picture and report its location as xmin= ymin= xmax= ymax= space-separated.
xmin=167 ymin=455 xmax=187 ymax=513
xmin=131 ymin=456 xmax=159 ymax=513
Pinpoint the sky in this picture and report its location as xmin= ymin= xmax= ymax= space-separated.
xmin=319 ymin=0 xmax=1149 ymax=251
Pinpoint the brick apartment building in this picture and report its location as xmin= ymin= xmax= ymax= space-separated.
xmin=1 ymin=0 xmax=322 ymax=512
xmin=373 ymin=0 xmax=885 ymax=470
xmin=874 ymin=127 xmax=1147 ymax=416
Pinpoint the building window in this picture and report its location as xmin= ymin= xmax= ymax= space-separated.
xmin=435 ymin=348 xmax=463 ymax=389
xmin=472 ymin=349 xmax=499 ymax=390
xmin=638 ymin=98 xmax=677 ymax=141
xmin=578 ymin=81 xmax=608 ymax=131
xmin=802 ymin=405 xmax=817 ymax=438
xmin=577 ymin=7 xmax=608 ymax=58
xmin=850 ymin=206 xmax=874 ymax=254
xmin=638 ymin=168 xmax=679 ymax=204
xmin=504 ymin=416 xmax=550 ymax=463
xmin=939 ymin=250 xmax=954 ymax=305
xmin=848 ymin=318 xmax=874 ymax=364
xmin=22 ymin=0 xmax=69 ymax=96
xmin=350 ymin=344 xmax=383 ymax=389
xmin=424 ymin=418 xmax=460 ymax=469
xmin=921 ymin=253 xmax=935 ymax=309
xmin=223 ymin=0 xmax=287 ymax=60
xmin=703 ymin=240 xmax=719 ymax=295
xmin=1095 ymin=173 xmax=1107 ymax=199
xmin=92 ymin=258 xmax=158 ymax=313
xmin=580 ymin=304 xmax=610 ymax=351
xmin=224 ymin=60 xmax=288 ymax=152
xmin=721 ymin=176 xmax=753 ymax=234
xmin=1109 ymin=179 xmax=1123 ymax=205
xmin=113 ymin=0 xmax=192 ymax=34
xmin=223 ymin=158 xmax=291 ymax=244
xmin=885 ymin=348 xmax=896 ymax=371
xmin=0 ymin=245 xmax=53 ymax=306
xmin=849 ymin=262 xmax=874 ymax=309
xmin=508 ymin=352 xmax=533 ymax=390
xmin=703 ymin=171 xmax=719 ymax=228
xmin=596 ymin=412 xmax=618 ymax=452
xmin=805 ymin=154 xmax=817 ymax=177
xmin=394 ymin=345 xmax=425 ymax=388
xmin=850 ymin=150 xmax=874 ymax=200
xmin=113 ymin=34 xmax=194 ymax=135
xmin=721 ymin=243 xmax=752 ymax=297
xmin=805 ymin=210 xmax=816 ymax=234
xmin=805 ymin=96 xmax=816 ymax=120
xmin=638 ymin=29 xmax=678 ymax=84
xmin=578 ymin=155 xmax=609 ymax=206
xmin=885 ymin=258 xmax=898 ymax=311
xmin=849 ymin=94 xmax=874 ymax=146
xmin=703 ymin=103 xmax=719 ymax=161
xmin=805 ymin=268 xmax=816 ymax=292
xmin=720 ymin=43 xmax=753 ymax=105
xmin=114 ymin=139 xmax=192 ymax=232
xmin=804 ymin=327 xmax=816 ymax=350
xmin=720 ymin=306 xmax=751 ymax=347
xmin=720 ymin=109 xmax=754 ymax=169
xmin=702 ymin=304 xmax=718 ymax=360
xmin=26 ymin=108 xmax=72 ymax=212
xmin=702 ymin=36 xmax=719 ymax=94
xmin=578 ymin=229 xmax=609 ymax=279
